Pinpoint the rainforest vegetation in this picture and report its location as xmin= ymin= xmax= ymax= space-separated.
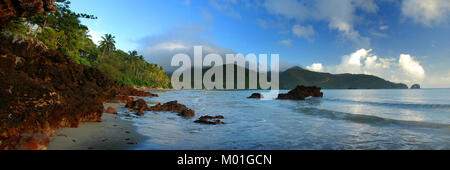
xmin=5 ymin=0 xmax=171 ymax=88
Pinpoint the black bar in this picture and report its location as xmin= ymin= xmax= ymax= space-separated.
xmin=0 ymin=150 xmax=447 ymax=169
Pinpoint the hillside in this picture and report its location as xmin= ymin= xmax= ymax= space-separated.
xmin=172 ymin=64 xmax=266 ymax=89
xmin=171 ymin=65 xmax=407 ymax=89
xmin=5 ymin=0 xmax=171 ymax=88
xmin=280 ymin=66 xmax=408 ymax=89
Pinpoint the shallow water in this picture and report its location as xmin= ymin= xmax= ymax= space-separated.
xmin=121 ymin=89 xmax=450 ymax=150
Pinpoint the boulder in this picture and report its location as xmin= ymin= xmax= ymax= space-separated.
xmin=105 ymin=107 xmax=117 ymax=114
xmin=248 ymin=93 xmax=263 ymax=99
xmin=277 ymin=85 xmax=323 ymax=100
xmin=125 ymin=99 xmax=149 ymax=115
xmin=148 ymin=101 xmax=195 ymax=118
xmin=194 ymin=115 xmax=225 ymax=125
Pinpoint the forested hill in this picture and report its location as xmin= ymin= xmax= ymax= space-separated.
xmin=280 ymin=66 xmax=408 ymax=89
xmin=5 ymin=0 xmax=170 ymax=88
xmin=170 ymin=64 xmax=407 ymax=89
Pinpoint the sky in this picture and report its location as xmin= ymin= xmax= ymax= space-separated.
xmin=71 ymin=0 xmax=450 ymax=88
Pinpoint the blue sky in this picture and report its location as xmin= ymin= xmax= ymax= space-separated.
xmin=71 ymin=0 xmax=450 ymax=88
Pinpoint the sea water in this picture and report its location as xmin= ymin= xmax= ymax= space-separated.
xmin=124 ymin=89 xmax=450 ymax=150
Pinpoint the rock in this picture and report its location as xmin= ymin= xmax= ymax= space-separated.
xmin=0 ymin=134 xmax=50 ymax=150
xmin=125 ymin=99 xmax=149 ymax=115
xmin=148 ymin=101 xmax=195 ymax=118
xmin=104 ymin=85 xmax=158 ymax=103
xmin=0 ymin=0 xmax=57 ymax=29
xmin=248 ymin=93 xmax=263 ymax=99
xmin=194 ymin=115 xmax=225 ymax=125
xmin=105 ymin=107 xmax=117 ymax=114
xmin=0 ymin=0 xmax=155 ymax=149
xmin=277 ymin=85 xmax=323 ymax=100
xmin=411 ymin=84 xmax=421 ymax=89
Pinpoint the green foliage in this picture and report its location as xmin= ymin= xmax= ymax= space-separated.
xmin=5 ymin=0 xmax=171 ymax=89
xmin=279 ymin=66 xmax=408 ymax=89
xmin=97 ymin=50 xmax=171 ymax=88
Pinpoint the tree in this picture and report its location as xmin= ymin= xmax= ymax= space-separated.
xmin=128 ymin=50 xmax=138 ymax=76
xmin=99 ymin=34 xmax=116 ymax=60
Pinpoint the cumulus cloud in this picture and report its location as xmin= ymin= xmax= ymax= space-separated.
xmin=292 ymin=24 xmax=315 ymax=40
xmin=313 ymin=49 xmax=426 ymax=85
xmin=402 ymin=0 xmax=450 ymax=26
xmin=138 ymin=25 xmax=234 ymax=72
xmin=263 ymin=0 xmax=375 ymax=47
xmin=306 ymin=63 xmax=324 ymax=72
xmin=399 ymin=54 xmax=426 ymax=79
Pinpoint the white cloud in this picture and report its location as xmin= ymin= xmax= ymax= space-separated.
xmin=402 ymin=0 xmax=450 ymax=26
xmin=317 ymin=49 xmax=426 ymax=85
xmin=379 ymin=25 xmax=389 ymax=30
xmin=278 ymin=39 xmax=293 ymax=46
xmin=306 ymin=63 xmax=324 ymax=72
xmin=369 ymin=30 xmax=389 ymax=38
xmin=399 ymin=54 xmax=426 ymax=79
xmin=264 ymin=0 xmax=374 ymax=47
xmin=87 ymin=29 xmax=105 ymax=46
xmin=292 ymin=24 xmax=315 ymax=40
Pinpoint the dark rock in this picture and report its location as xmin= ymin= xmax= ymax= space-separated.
xmin=248 ymin=93 xmax=263 ymax=99
xmin=0 ymin=134 xmax=50 ymax=150
xmin=148 ymin=101 xmax=195 ymax=118
xmin=411 ymin=84 xmax=421 ymax=89
xmin=125 ymin=99 xmax=149 ymax=115
xmin=105 ymin=107 xmax=117 ymax=114
xmin=194 ymin=115 xmax=225 ymax=125
xmin=0 ymin=0 xmax=57 ymax=29
xmin=104 ymin=85 xmax=157 ymax=103
xmin=277 ymin=85 xmax=323 ymax=100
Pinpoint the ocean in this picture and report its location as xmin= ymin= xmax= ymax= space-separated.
xmin=124 ymin=89 xmax=450 ymax=150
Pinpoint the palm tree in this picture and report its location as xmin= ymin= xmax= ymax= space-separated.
xmin=99 ymin=34 xmax=116 ymax=60
xmin=128 ymin=50 xmax=138 ymax=76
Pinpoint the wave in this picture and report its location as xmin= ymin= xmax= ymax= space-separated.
xmin=294 ymin=107 xmax=450 ymax=131
xmin=323 ymin=98 xmax=450 ymax=110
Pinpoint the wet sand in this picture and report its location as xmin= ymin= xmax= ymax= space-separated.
xmin=48 ymin=103 xmax=148 ymax=150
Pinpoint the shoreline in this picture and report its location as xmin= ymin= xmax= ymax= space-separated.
xmin=48 ymin=103 xmax=148 ymax=150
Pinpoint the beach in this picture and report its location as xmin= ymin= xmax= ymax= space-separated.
xmin=48 ymin=103 xmax=148 ymax=150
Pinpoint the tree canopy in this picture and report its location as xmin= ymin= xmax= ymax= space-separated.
xmin=6 ymin=0 xmax=171 ymax=88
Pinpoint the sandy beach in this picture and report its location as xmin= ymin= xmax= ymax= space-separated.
xmin=48 ymin=103 xmax=148 ymax=150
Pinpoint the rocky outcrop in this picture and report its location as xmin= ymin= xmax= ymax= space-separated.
xmin=0 ymin=0 xmax=57 ymax=29
xmin=148 ymin=101 xmax=195 ymax=118
xmin=125 ymin=100 xmax=196 ymax=118
xmin=411 ymin=84 xmax=421 ymax=89
xmin=0 ymin=31 xmax=117 ymax=150
xmin=248 ymin=93 xmax=263 ymax=99
xmin=0 ymin=0 xmax=159 ymax=150
xmin=0 ymin=133 xmax=50 ymax=150
xmin=104 ymin=85 xmax=157 ymax=103
xmin=277 ymin=85 xmax=323 ymax=100
xmin=194 ymin=115 xmax=225 ymax=125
